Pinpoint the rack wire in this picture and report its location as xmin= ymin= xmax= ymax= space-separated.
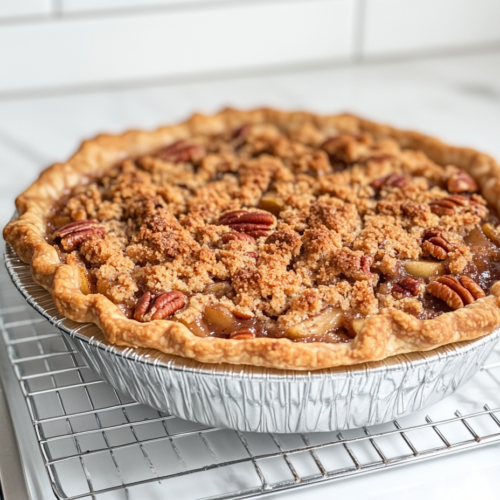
xmin=3 ymin=250 xmax=500 ymax=500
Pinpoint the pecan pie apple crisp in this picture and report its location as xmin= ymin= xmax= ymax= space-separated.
xmin=5 ymin=109 xmax=500 ymax=370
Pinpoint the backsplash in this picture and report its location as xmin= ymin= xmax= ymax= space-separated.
xmin=0 ymin=0 xmax=499 ymax=95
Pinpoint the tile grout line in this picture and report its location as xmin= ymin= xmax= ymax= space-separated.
xmin=352 ymin=0 xmax=366 ymax=61
xmin=51 ymin=0 xmax=63 ymax=17
xmin=0 ymin=0 xmax=316 ymax=28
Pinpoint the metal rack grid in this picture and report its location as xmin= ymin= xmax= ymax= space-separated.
xmin=3 ymin=248 xmax=500 ymax=500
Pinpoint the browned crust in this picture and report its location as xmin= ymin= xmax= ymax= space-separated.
xmin=4 ymin=108 xmax=500 ymax=370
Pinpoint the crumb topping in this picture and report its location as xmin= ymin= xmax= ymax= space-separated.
xmin=48 ymin=122 xmax=500 ymax=342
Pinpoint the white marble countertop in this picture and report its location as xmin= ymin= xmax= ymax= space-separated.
xmin=1 ymin=49 xmax=500 ymax=499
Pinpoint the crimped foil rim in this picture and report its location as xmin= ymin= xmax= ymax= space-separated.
xmin=5 ymin=238 xmax=500 ymax=381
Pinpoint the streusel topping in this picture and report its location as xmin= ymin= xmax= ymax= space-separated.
xmin=48 ymin=122 xmax=500 ymax=343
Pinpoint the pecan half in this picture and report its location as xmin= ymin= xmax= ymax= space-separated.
xmin=157 ymin=140 xmax=205 ymax=163
xmin=447 ymin=170 xmax=478 ymax=193
xmin=134 ymin=291 xmax=186 ymax=322
xmin=133 ymin=292 xmax=154 ymax=321
xmin=392 ymin=277 xmax=422 ymax=298
xmin=429 ymin=195 xmax=472 ymax=216
xmin=221 ymin=232 xmax=256 ymax=244
xmin=53 ymin=219 xmax=106 ymax=252
xmin=421 ymin=227 xmax=456 ymax=260
xmin=427 ymin=275 xmax=484 ymax=310
xmin=459 ymin=276 xmax=486 ymax=300
xmin=230 ymin=329 xmax=256 ymax=340
xmin=370 ymin=173 xmax=408 ymax=189
xmin=217 ymin=210 xmax=275 ymax=238
xmin=401 ymin=201 xmax=428 ymax=218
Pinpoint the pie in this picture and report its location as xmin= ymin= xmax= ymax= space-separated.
xmin=4 ymin=108 xmax=500 ymax=370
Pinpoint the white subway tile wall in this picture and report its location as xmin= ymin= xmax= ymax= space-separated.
xmin=0 ymin=0 xmax=499 ymax=94
xmin=0 ymin=0 xmax=356 ymax=94
xmin=61 ymin=0 xmax=240 ymax=13
xmin=362 ymin=0 xmax=500 ymax=56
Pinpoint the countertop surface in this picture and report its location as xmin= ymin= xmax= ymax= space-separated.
xmin=1 ymin=49 xmax=500 ymax=499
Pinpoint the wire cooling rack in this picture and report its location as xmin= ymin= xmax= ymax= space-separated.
xmin=3 ymin=248 xmax=500 ymax=499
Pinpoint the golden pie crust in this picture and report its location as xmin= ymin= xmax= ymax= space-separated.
xmin=4 ymin=108 xmax=500 ymax=370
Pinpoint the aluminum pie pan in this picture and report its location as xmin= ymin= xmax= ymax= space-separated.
xmin=5 ymin=242 xmax=500 ymax=433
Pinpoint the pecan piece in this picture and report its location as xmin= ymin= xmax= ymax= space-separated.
xmin=232 ymin=310 xmax=253 ymax=320
xmin=447 ymin=170 xmax=478 ymax=193
xmin=427 ymin=275 xmax=483 ymax=310
xmin=134 ymin=291 xmax=186 ymax=322
xmin=360 ymin=255 xmax=375 ymax=276
xmin=231 ymin=124 xmax=251 ymax=148
xmin=429 ymin=195 xmax=471 ymax=216
xmin=392 ymin=277 xmax=422 ymax=298
xmin=370 ymin=173 xmax=408 ymax=189
xmin=157 ymin=140 xmax=205 ymax=163
xmin=421 ymin=227 xmax=456 ymax=260
xmin=320 ymin=133 xmax=371 ymax=167
xmin=230 ymin=329 xmax=256 ymax=340
xmin=246 ymin=252 xmax=259 ymax=260
xmin=221 ymin=232 xmax=256 ymax=244
xmin=217 ymin=210 xmax=275 ymax=238
xmin=53 ymin=219 xmax=106 ymax=252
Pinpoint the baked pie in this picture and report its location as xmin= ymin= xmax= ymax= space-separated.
xmin=5 ymin=109 xmax=500 ymax=370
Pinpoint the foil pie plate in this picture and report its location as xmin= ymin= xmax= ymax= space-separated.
xmin=5 ymin=242 xmax=500 ymax=433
